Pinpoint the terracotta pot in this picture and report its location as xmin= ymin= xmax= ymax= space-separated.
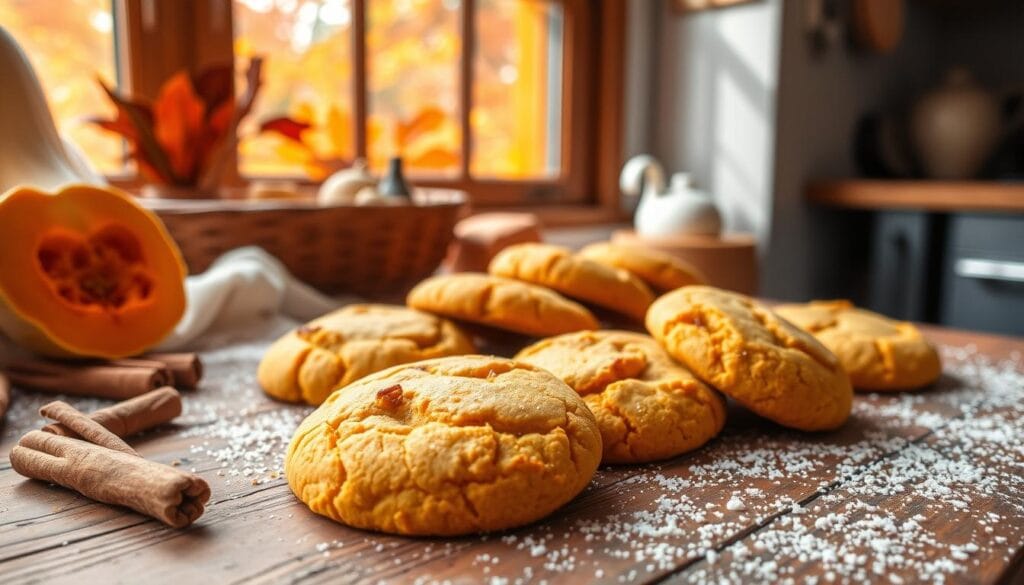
xmin=910 ymin=68 xmax=1001 ymax=180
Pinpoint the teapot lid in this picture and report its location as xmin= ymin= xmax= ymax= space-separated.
xmin=670 ymin=173 xmax=692 ymax=191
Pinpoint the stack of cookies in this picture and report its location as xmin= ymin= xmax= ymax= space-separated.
xmin=261 ymin=240 xmax=941 ymax=537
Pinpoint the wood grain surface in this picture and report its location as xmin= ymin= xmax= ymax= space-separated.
xmin=806 ymin=180 xmax=1024 ymax=213
xmin=1 ymin=324 xmax=1022 ymax=585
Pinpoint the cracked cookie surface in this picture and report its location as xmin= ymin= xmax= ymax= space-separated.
xmin=406 ymin=273 xmax=598 ymax=337
xmin=646 ymin=286 xmax=852 ymax=431
xmin=284 ymin=355 xmax=602 ymax=535
xmin=488 ymin=243 xmax=655 ymax=320
xmin=775 ymin=300 xmax=941 ymax=391
xmin=579 ymin=242 xmax=706 ymax=293
xmin=516 ymin=330 xmax=726 ymax=464
xmin=258 ymin=304 xmax=475 ymax=405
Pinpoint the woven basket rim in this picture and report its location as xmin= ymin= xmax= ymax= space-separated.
xmin=140 ymin=187 xmax=467 ymax=214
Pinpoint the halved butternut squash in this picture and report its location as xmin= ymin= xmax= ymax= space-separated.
xmin=0 ymin=184 xmax=186 ymax=358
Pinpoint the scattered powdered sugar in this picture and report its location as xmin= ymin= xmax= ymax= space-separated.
xmin=168 ymin=333 xmax=314 ymax=486
xmin=370 ymin=346 xmax=1024 ymax=584
xmin=726 ymin=495 xmax=747 ymax=511
xmin=182 ymin=406 xmax=308 ymax=485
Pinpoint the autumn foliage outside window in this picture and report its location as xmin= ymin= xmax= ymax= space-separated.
xmin=3 ymin=0 xmax=615 ymax=205
xmin=235 ymin=0 xmax=564 ymax=181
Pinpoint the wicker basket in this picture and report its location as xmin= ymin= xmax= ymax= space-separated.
xmin=144 ymin=189 xmax=467 ymax=295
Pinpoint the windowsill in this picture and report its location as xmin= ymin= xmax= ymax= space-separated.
xmin=110 ymin=176 xmax=627 ymax=227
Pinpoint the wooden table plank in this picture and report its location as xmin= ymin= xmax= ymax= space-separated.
xmin=1 ymin=324 xmax=1022 ymax=584
xmin=666 ymin=332 xmax=1024 ymax=583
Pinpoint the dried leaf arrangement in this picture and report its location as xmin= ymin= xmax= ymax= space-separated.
xmin=91 ymin=59 xmax=263 ymax=193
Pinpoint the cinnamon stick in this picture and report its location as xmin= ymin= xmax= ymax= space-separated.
xmin=3 ymin=361 xmax=171 ymax=399
xmin=10 ymin=431 xmax=210 ymax=528
xmin=114 ymin=352 xmax=203 ymax=389
xmin=0 ymin=371 xmax=9 ymax=420
xmin=39 ymin=401 xmax=138 ymax=456
xmin=42 ymin=386 xmax=182 ymax=439
xmin=142 ymin=353 xmax=203 ymax=389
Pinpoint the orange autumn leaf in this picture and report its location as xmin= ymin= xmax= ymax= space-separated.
xmin=200 ymin=100 xmax=235 ymax=170
xmin=260 ymin=117 xmax=312 ymax=142
xmin=326 ymin=105 xmax=352 ymax=159
xmin=153 ymin=72 xmax=205 ymax=182
xmin=272 ymin=139 xmax=330 ymax=180
xmin=93 ymin=79 xmax=175 ymax=183
xmin=408 ymin=147 xmax=459 ymax=169
xmin=396 ymin=106 xmax=448 ymax=148
xmin=208 ymin=101 xmax=235 ymax=137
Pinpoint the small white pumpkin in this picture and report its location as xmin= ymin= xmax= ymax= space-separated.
xmin=318 ymin=159 xmax=376 ymax=205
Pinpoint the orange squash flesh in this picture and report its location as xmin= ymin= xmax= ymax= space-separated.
xmin=0 ymin=184 xmax=186 ymax=358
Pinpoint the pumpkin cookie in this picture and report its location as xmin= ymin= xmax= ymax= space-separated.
xmin=285 ymin=355 xmax=603 ymax=535
xmin=406 ymin=273 xmax=598 ymax=337
xmin=258 ymin=304 xmax=475 ymax=405
xmin=645 ymin=286 xmax=852 ymax=431
xmin=579 ymin=242 xmax=706 ymax=292
xmin=488 ymin=243 xmax=655 ymax=320
xmin=516 ymin=331 xmax=726 ymax=464
xmin=775 ymin=300 xmax=941 ymax=391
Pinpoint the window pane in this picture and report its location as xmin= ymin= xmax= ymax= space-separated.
xmin=471 ymin=0 xmax=562 ymax=179
xmin=234 ymin=0 xmax=355 ymax=179
xmin=367 ymin=0 xmax=461 ymax=176
xmin=1 ymin=0 xmax=122 ymax=174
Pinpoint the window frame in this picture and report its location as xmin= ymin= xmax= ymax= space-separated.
xmin=111 ymin=0 xmax=625 ymax=219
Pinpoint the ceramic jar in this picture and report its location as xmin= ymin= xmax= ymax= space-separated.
xmin=910 ymin=68 xmax=1001 ymax=180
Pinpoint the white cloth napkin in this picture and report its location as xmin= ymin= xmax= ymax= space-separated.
xmin=155 ymin=247 xmax=356 ymax=351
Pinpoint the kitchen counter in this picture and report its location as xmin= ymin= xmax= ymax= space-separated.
xmin=1 ymin=322 xmax=1022 ymax=584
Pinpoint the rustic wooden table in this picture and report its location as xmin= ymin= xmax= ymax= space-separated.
xmin=1 ymin=321 xmax=1022 ymax=585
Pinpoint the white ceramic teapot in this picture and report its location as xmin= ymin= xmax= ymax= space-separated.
xmin=0 ymin=26 xmax=102 ymax=192
xmin=620 ymin=155 xmax=722 ymax=237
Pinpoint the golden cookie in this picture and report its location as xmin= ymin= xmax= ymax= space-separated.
xmin=406 ymin=273 xmax=598 ymax=337
xmin=488 ymin=243 xmax=655 ymax=320
xmin=258 ymin=304 xmax=475 ymax=405
xmin=579 ymin=242 xmax=706 ymax=292
xmin=774 ymin=300 xmax=941 ymax=391
xmin=516 ymin=331 xmax=726 ymax=464
xmin=285 ymin=355 xmax=603 ymax=535
xmin=645 ymin=286 xmax=852 ymax=431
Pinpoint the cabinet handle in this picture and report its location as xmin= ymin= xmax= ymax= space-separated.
xmin=955 ymin=258 xmax=1024 ymax=283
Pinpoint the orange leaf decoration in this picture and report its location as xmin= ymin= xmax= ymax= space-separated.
xmin=93 ymin=80 xmax=175 ymax=184
xmin=91 ymin=59 xmax=263 ymax=189
xmin=153 ymin=72 xmax=206 ymax=182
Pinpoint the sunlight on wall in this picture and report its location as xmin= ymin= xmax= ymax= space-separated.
xmin=713 ymin=69 xmax=770 ymax=237
xmin=654 ymin=0 xmax=781 ymax=247
xmin=717 ymin=6 xmax=777 ymax=87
